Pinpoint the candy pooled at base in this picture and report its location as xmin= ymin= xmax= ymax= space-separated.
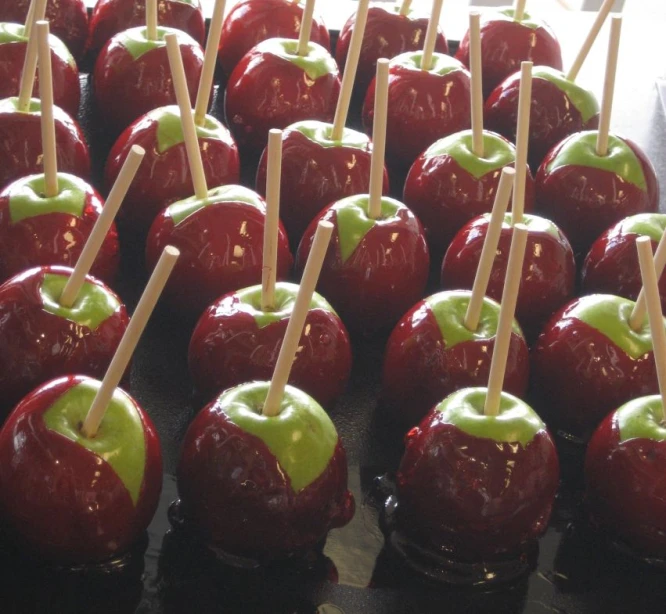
xmin=175 ymin=381 xmax=354 ymax=564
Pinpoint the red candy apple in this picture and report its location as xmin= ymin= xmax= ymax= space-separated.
xmin=0 ymin=374 xmax=162 ymax=563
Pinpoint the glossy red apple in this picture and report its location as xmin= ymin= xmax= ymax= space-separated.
xmin=381 ymin=290 xmax=529 ymax=429
xmin=105 ymin=105 xmax=240 ymax=237
xmin=218 ymin=0 xmax=330 ymax=77
xmin=0 ymin=172 xmax=119 ymax=286
xmin=0 ymin=374 xmax=162 ymax=563
xmin=455 ymin=8 xmax=562 ymax=99
xmin=146 ymin=185 xmax=293 ymax=316
xmin=0 ymin=265 xmax=129 ymax=420
xmin=295 ymin=194 xmax=429 ymax=335
xmin=335 ymin=1 xmax=448 ymax=97
xmin=94 ymin=26 xmax=204 ymax=134
xmin=225 ymin=38 xmax=341 ymax=155
xmin=362 ymin=51 xmax=471 ymax=169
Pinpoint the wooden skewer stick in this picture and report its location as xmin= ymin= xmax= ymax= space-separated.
xmin=421 ymin=0 xmax=444 ymax=72
xmin=399 ymin=0 xmax=413 ymax=16
xmin=17 ymin=15 xmax=42 ymax=112
xmin=24 ymin=0 xmax=46 ymax=41
xmin=81 ymin=245 xmax=180 ymax=438
xmin=331 ymin=0 xmax=370 ymax=141
xmin=59 ymin=146 xmax=145 ymax=308
xmin=368 ymin=59 xmax=389 ymax=220
xmin=165 ymin=33 xmax=208 ymax=200
xmin=513 ymin=0 xmax=527 ymax=22
xmin=484 ymin=224 xmax=528 ymax=416
xmin=511 ymin=61 xmax=532 ymax=226
xmin=469 ymin=11 xmax=484 ymax=158
xmin=636 ymin=236 xmax=666 ymax=425
xmin=262 ymin=130 xmax=282 ymax=312
xmin=629 ymin=229 xmax=666 ymax=331
xmin=146 ymin=0 xmax=158 ymax=41
xmin=37 ymin=21 xmax=58 ymax=198
xmin=297 ymin=0 xmax=316 ymax=56
xmin=263 ymin=221 xmax=333 ymax=417
xmin=464 ymin=167 xmax=515 ymax=332
xmin=566 ymin=0 xmax=615 ymax=82
xmin=194 ymin=0 xmax=226 ymax=126
xmin=596 ymin=16 xmax=622 ymax=157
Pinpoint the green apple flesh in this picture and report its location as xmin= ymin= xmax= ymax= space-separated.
xmin=0 ymin=22 xmax=75 ymax=68
xmin=615 ymin=395 xmax=666 ymax=443
xmin=0 ymin=96 xmax=41 ymax=115
xmin=291 ymin=119 xmax=370 ymax=151
xmin=8 ymin=173 xmax=88 ymax=223
xmin=391 ymin=51 xmax=464 ymax=76
xmin=117 ymin=26 xmax=197 ymax=61
xmin=262 ymin=38 xmax=337 ymax=81
xmin=533 ymin=66 xmax=598 ymax=123
xmin=498 ymin=8 xmax=540 ymax=29
xmin=153 ymin=105 xmax=228 ymax=153
xmin=617 ymin=213 xmax=666 ymax=243
xmin=166 ymin=185 xmax=264 ymax=226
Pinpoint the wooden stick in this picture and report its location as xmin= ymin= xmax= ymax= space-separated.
xmin=484 ymin=224 xmax=528 ymax=416
xmin=262 ymin=130 xmax=282 ymax=312
xmin=17 ymin=18 xmax=40 ymax=112
xmin=596 ymin=16 xmax=622 ymax=157
xmin=464 ymin=167 xmax=515 ymax=331
xmin=146 ymin=0 xmax=158 ymax=41
xmin=331 ymin=0 xmax=370 ymax=141
xmin=59 ymin=146 xmax=145 ymax=308
xmin=399 ymin=0 xmax=413 ymax=16
xmin=469 ymin=11 xmax=484 ymax=158
xmin=81 ymin=246 xmax=179 ymax=438
xmin=194 ymin=0 xmax=226 ymax=126
xmin=37 ymin=21 xmax=58 ymax=198
xmin=24 ymin=0 xmax=46 ymax=40
xmin=566 ymin=0 xmax=615 ymax=82
xmin=511 ymin=61 xmax=532 ymax=226
xmin=421 ymin=0 xmax=444 ymax=72
xmin=636 ymin=236 xmax=666 ymax=425
xmin=263 ymin=221 xmax=333 ymax=417
xmin=297 ymin=0 xmax=315 ymax=56
xmin=514 ymin=0 xmax=527 ymax=22
xmin=165 ymin=33 xmax=208 ymax=200
xmin=368 ymin=59 xmax=389 ymax=220
xmin=629 ymin=229 xmax=666 ymax=331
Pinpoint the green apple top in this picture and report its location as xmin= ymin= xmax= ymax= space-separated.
xmin=532 ymin=66 xmax=598 ymax=123
xmin=615 ymin=213 xmax=666 ymax=243
xmin=391 ymin=50 xmax=467 ymax=78
xmin=289 ymin=119 xmax=371 ymax=151
xmin=215 ymin=381 xmax=339 ymax=492
xmin=0 ymin=96 xmax=41 ymax=116
xmin=116 ymin=26 xmax=199 ymax=61
xmin=0 ymin=22 xmax=75 ymax=68
xmin=493 ymin=212 xmax=562 ymax=240
xmin=497 ymin=7 xmax=542 ymax=29
xmin=614 ymin=395 xmax=666 ymax=443
xmin=257 ymin=38 xmax=338 ymax=81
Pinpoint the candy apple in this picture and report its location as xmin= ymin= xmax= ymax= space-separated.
xmin=0 ymin=22 xmax=80 ymax=116
xmin=532 ymin=294 xmax=662 ymax=442
xmin=582 ymin=214 xmax=666 ymax=309
xmin=536 ymin=131 xmax=659 ymax=257
xmin=176 ymin=381 xmax=354 ymax=563
xmin=403 ymin=130 xmax=535 ymax=257
xmin=188 ymin=282 xmax=352 ymax=409
xmin=335 ymin=1 xmax=448 ymax=97
xmin=0 ymin=97 xmax=90 ymax=190
xmin=295 ymin=194 xmax=429 ymax=335
xmin=0 ymin=374 xmax=162 ymax=563
xmin=382 ymin=291 xmax=529 ymax=429
xmin=105 ymin=105 xmax=240 ymax=236
xmin=255 ymin=120 xmax=389 ymax=246
xmin=146 ymin=184 xmax=293 ymax=315
xmin=442 ymin=213 xmax=575 ymax=342
xmin=485 ymin=66 xmax=600 ymax=171
xmin=224 ymin=38 xmax=341 ymax=155
xmin=585 ymin=396 xmax=666 ymax=561
xmin=94 ymin=26 xmax=204 ymax=134
xmin=0 ymin=172 xmax=119 ymax=285
xmin=455 ymin=8 xmax=562 ymax=99
xmin=0 ymin=265 xmax=129 ymax=419
xmin=218 ymin=0 xmax=330 ymax=77
xmin=88 ymin=0 xmax=205 ymax=57
xmin=362 ymin=51 xmax=471 ymax=170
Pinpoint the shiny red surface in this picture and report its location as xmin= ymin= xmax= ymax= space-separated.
xmin=485 ymin=74 xmax=600 ymax=171
xmin=177 ymin=402 xmax=354 ymax=562
xmin=93 ymin=36 xmax=204 ymax=134
xmin=0 ymin=104 xmax=90 ymax=190
xmin=403 ymin=139 xmax=535 ymax=257
xmin=586 ymin=413 xmax=666 ymax=559
xmin=0 ymin=180 xmax=119 ymax=285
xmin=295 ymin=202 xmax=430 ymax=335
xmin=105 ymin=114 xmax=240 ymax=236
xmin=456 ymin=16 xmax=562 ymax=99
xmin=362 ymin=61 xmax=471 ymax=169
xmin=146 ymin=198 xmax=293 ymax=315
xmin=335 ymin=5 xmax=448 ymax=97
xmin=441 ymin=218 xmax=576 ymax=343
xmin=189 ymin=292 xmax=352 ymax=408
xmin=87 ymin=0 xmax=205 ymax=56
xmin=536 ymin=137 xmax=659 ymax=258
xmin=0 ymin=266 xmax=129 ymax=420
xmin=218 ymin=0 xmax=330 ymax=77
xmin=382 ymin=301 xmax=529 ymax=429
xmin=0 ymin=375 xmax=162 ymax=564
xmin=532 ymin=303 xmax=659 ymax=441
xmin=225 ymin=50 xmax=341 ymax=155
xmin=396 ymin=417 xmax=559 ymax=561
